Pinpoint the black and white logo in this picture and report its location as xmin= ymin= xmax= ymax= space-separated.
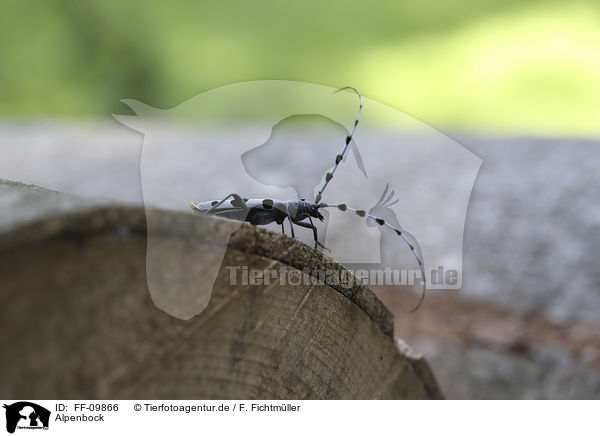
xmin=3 ymin=402 xmax=50 ymax=434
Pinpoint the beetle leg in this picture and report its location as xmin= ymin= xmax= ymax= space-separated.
xmin=286 ymin=216 xmax=300 ymax=244
xmin=287 ymin=216 xmax=295 ymax=238
xmin=308 ymin=216 xmax=319 ymax=249
xmin=294 ymin=219 xmax=329 ymax=251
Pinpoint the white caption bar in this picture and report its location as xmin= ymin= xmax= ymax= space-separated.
xmin=0 ymin=400 xmax=595 ymax=435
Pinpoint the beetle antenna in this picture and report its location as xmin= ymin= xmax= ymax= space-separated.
xmin=315 ymin=86 xmax=363 ymax=203
xmin=318 ymin=202 xmax=426 ymax=312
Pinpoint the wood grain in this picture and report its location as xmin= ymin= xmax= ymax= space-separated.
xmin=0 ymin=179 xmax=442 ymax=399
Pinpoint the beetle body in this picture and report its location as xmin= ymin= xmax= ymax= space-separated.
xmin=190 ymin=198 xmax=324 ymax=225
xmin=191 ymin=195 xmax=326 ymax=249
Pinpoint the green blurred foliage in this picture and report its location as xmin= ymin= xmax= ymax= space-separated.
xmin=1 ymin=0 xmax=599 ymax=135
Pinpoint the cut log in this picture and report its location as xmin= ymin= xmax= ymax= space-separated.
xmin=0 ymin=179 xmax=442 ymax=399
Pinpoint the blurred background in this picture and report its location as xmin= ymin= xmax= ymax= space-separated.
xmin=1 ymin=0 xmax=599 ymax=398
xmin=2 ymin=0 xmax=600 ymax=134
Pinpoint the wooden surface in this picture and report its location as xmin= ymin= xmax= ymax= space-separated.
xmin=0 ymin=179 xmax=442 ymax=399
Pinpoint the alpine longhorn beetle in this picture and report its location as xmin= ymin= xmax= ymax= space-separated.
xmin=190 ymin=87 xmax=427 ymax=311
